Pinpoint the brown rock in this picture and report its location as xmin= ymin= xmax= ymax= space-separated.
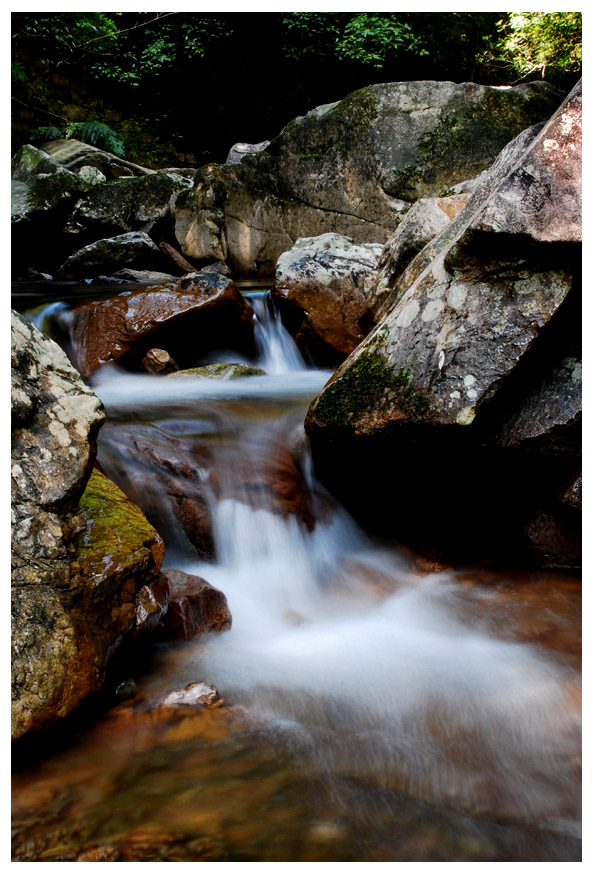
xmin=64 ymin=272 xmax=256 ymax=379
xmin=142 ymin=348 xmax=179 ymax=374
xmin=158 ymin=570 xmax=231 ymax=640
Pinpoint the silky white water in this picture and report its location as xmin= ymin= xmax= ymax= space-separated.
xmin=91 ymin=291 xmax=581 ymax=837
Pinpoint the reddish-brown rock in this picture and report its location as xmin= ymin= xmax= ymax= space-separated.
xmin=158 ymin=570 xmax=231 ymax=640
xmin=64 ymin=272 xmax=255 ymax=379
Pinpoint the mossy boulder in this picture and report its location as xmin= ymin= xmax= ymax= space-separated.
xmin=305 ymin=83 xmax=581 ymax=566
xmin=175 ymin=81 xmax=560 ymax=277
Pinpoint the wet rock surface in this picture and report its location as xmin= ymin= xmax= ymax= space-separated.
xmin=62 ymin=272 xmax=256 ymax=378
xmin=271 ymin=233 xmax=383 ymax=365
xmin=158 ymin=570 xmax=232 ymax=640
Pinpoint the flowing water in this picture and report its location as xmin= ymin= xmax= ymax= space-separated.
xmin=12 ymin=287 xmax=582 ymax=862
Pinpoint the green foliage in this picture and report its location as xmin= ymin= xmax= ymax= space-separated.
xmin=497 ymin=12 xmax=582 ymax=80
xmin=337 ymin=14 xmax=428 ymax=67
xmin=64 ymin=121 xmax=125 ymax=156
xmin=31 ymin=125 xmax=63 ymax=144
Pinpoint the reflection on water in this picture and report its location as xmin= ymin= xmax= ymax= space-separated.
xmin=12 ymin=289 xmax=581 ymax=862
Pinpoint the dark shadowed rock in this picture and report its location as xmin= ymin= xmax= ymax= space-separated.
xmin=175 ymin=81 xmax=560 ymax=276
xmin=271 ymin=233 xmax=383 ymax=365
xmin=58 ymin=231 xmax=169 ymax=280
xmin=68 ymin=171 xmax=191 ymax=238
xmin=63 ymin=272 xmax=256 ymax=378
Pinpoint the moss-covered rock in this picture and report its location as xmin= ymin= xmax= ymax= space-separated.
xmin=167 ymin=363 xmax=266 ymax=380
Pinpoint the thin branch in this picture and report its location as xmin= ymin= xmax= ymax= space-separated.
xmin=76 ymin=12 xmax=178 ymax=50
xmin=11 ymin=96 xmax=70 ymax=124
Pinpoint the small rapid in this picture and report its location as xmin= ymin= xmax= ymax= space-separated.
xmin=92 ymin=290 xmax=581 ymax=841
xmin=15 ymin=286 xmax=581 ymax=860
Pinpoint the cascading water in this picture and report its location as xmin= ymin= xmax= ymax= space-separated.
xmin=14 ymin=288 xmax=581 ymax=861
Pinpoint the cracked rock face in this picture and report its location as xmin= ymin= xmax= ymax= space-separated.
xmin=11 ymin=312 xmax=165 ymax=740
xmin=174 ymin=81 xmax=559 ymax=277
xmin=271 ymin=233 xmax=383 ymax=364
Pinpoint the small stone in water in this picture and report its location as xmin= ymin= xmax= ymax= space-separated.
xmin=142 ymin=348 xmax=179 ymax=374
xmin=115 ymin=679 xmax=137 ymax=700
xmin=162 ymin=682 xmax=220 ymax=709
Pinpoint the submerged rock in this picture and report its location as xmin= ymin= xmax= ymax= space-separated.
xmin=166 ymin=363 xmax=266 ymax=380
xmin=63 ymin=272 xmax=256 ymax=378
xmin=305 ymin=82 xmax=581 ymax=565
xmin=271 ymin=233 xmax=383 ymax=365
xmin=175 ymin=80 xmax=560 ymax=276
xmin=11 ymin=311 xmax=164 ymax=740
xmin=161 ymin=682 xmax=221 ymax=709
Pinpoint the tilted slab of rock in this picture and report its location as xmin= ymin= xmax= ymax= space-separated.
xmin=271 ymin=233 xmax=383 ymax=364
xmin=63 ymin=272 xmax=256 ymax=378
xmin=175 ymin=81 xmax=559 ymax=276
xmin=11 ymin=312 xmax=165 ymax=739
xmin=366 ymin=194 xmax=469 ymax=326
xmin=39 ymin=138 xmax=154 ymax=179
xmin=307 ymin=82 xmax=581 ymax=436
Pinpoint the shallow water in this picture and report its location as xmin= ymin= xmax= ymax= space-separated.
xmin=12 ymin=288 xmax=582 ymax=862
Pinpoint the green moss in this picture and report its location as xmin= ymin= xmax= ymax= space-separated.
xmin=314 ymin=347 xmax=434 ymax=432
xmin=75 ymin=469 xmax=161 ymax=586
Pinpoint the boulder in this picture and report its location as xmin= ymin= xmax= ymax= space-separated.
xmin=271 ymin=233 xmax=383 ymax=365
xmin=305 ymin=82 xmax=581 ymax=564
xmin=175 ymin=81 xmax=560 ymax=276
xmin=63 ymin=272 xmax=256 ymax=378
xmin=39 ymin=138 xmax=154 ymax=180
xmin=11 ymin=311 xmax=164 ymax=740
xmin=58 ymin=231 xmax=169 ymax=280
xmin=11 ymin=145 xmax=88 ymax=276
xmin=158 ymin=570 xmax=231 ymax=640
xmin=67 ymin=171 xmax=191 ymax=238
xmin=365 ymin=194 xmax=469 ymax=325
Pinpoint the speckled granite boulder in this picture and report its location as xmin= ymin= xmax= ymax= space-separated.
xmin=11 ymin=311 xmax=165 ymax=739
xmin=305 ymin=82 xmax=581 ymax=566
xmin=271 ymin=233 xmax=383 ymax=365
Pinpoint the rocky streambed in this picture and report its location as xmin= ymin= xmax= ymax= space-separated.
xmin=11 ymin=78 xmax=581 ymax=862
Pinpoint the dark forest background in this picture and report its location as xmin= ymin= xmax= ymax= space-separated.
xmin=11 ymin=11 xmax=582 ymax=168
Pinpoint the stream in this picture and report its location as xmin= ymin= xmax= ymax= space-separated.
xmin=12 ymin=284 xmax=582 ymax=862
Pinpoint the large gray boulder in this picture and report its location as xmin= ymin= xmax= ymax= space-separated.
xmin=271 ymin=233 xmax=383 ymax=364
xmin=11 ymin=311 xmax=166 ymax=740
xmin=175 ymin=81 xmax=560 ymax=276
xmin=305 ymin=82 xmax=581 ymax=566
